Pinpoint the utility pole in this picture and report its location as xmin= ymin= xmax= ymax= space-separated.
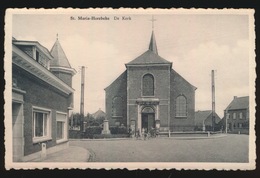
xmin=211 ymin=70 xmax=215 ymax=132
xmin=80 ymin=66 xmax=86 ymax=132
xmin=80 ymin=66 xmax=85 ymax=115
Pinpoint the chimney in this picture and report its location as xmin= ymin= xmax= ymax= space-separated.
xmin=234 ymin=96 xmax=237 ymax=99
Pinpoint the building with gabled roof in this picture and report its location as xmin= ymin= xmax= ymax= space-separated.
xmin=92 ymin=108 xmax=106 ymax=119
xmin=12 ymin=36 xmax=76 ymax=162
xmin=195 ymin=110 xmax=221 ymax=131
xmin=223 ymin=96 xmax=249 ymax=133
xmin=105 ymin=30 xmax=196 ymax=132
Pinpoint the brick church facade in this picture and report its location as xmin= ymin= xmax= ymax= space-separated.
xmin=105 ymin=31 xmax=196 ymax=132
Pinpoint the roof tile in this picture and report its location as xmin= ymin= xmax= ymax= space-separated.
xmin=126 ymin=50 xmax=172 ymax=65
xmin=226 ymin=96 xmax=249 ymax=110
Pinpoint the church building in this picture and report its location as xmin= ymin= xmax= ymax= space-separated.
xmin=105 ymin=30 xmax=197 ymax=132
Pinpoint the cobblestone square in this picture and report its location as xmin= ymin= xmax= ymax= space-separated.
xmin=69 ymin=134 xmax=249 ymax=162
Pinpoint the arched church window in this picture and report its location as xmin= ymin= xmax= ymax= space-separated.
xmin=142 ymin=74 xmax=154 ymax=96
xmin=176 ymin=95 xmax=187 ymax=117
xmin=112 ymin=96 xmax=123 ymax=117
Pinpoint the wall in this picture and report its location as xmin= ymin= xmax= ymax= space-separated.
xmin=13 ymin=65 xmax=70 ymax=156
xmin=51 ymin=71 xmax=73 ymax=87
xmin=226 ymin=109 xmax=249 ymax=131
xmin=170 ymin=69 xmax=196 ymax=131
xmin=105 ymin=65 xmax=196 ymax=132
xmin=127 ymin=65 xmax=170 ymax=128
xmin=105 ymin=71 xmax=127 ymax=126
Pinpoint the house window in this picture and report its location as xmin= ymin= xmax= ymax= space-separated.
xmin=142 ymin=74 xmax=154 ymax=96
xmin=56 ymin=112 xmax=67 ymax=143
xmin=233 ymin=113 xmax=236 ymax=119
xmin=32 ymin=107 xmax=51 ymax=143
xmin=112 ymin=96 xmax=123 ymax=117
xmin=239 ymin=112 xmax=243 ymax=119
xmin=56 ymin=122 xmax=64 ymax=139
xmin=226 ymin=113 xmax=230 ymax=119
xmin=36 ymin=50 xmax=39 ymax=62
xmin=176 ymin=95 xmax=187 ymax=117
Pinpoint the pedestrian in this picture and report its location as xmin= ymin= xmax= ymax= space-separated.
xmin=155 ymin=128 xmax=159 ymax=138
xmin=141 ymin=128 xmax=145 ymax=140
xmin=136 ymin=128 xmax=140 ymax=140
xmin=128 ymin=127 xmax=132 ymax=137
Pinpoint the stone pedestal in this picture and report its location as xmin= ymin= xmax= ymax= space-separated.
xmin=155 ymin=119 xmax=160 ymax=129
xmin=102 ymin=119 xmax=111 ymax=134
xmin=41 ymin=143 xmax=47 ymax=160
xmin=130 ymin=119 xmax=136 ymax=137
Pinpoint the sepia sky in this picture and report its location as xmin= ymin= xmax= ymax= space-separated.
xmin=12 ymin=10 xmax=252 ymax=118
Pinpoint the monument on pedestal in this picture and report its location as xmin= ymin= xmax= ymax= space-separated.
xmin=102 ymin=119 xmax=111 ymax=134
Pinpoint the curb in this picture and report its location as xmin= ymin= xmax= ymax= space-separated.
xmin=160 ymin=134 xmax=228 ymax=140
xmin=69 ymin=138 xmax=131 ymax=141
xmin=69 ymin=134 xmax=228 ymax=141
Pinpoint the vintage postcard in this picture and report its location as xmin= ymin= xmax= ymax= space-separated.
xmin=4 ymin=8 xmax=256 ymax=170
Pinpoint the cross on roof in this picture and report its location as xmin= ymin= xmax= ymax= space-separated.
xmin=56 ymin=33 xmax=59 ymax=40
xmin=150 ymin=16 xmax=156 ymax=30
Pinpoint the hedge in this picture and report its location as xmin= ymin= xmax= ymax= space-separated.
xmin=110 ymin=126 xmax=128 ymax=134
xmin=83 ymin=126 xmax=103 ymax=138
xmin=69 ymin=130 xmax=82 ymax=139
xmin=69 ymin=126 xmax=129 ymax=139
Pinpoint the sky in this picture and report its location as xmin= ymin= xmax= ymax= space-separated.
xmin=11 ymin=10 xmax=253 ymax=118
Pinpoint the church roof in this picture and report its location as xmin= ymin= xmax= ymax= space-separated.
xmin=126 ymin=31 xmax=172 ymax=66
xmin=126 ymin=50 xmax=172 ymax=66
xmin=225 ymin=96 xmax=249 ymax=111
xmin=104 ymin=70 xmax=127 ymax=91
xmin=50 ymin=38 xmax=72 ymax=68
xmin=171 ymin=69 xmax=197 ymax=90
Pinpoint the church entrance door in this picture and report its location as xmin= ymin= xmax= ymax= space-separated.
xmin=141 ymin=113 xmax=155 ymax=132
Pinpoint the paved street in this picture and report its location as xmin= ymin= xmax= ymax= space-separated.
xmin=32 ymin=146 xmax=90 ymax=162
xmin=69 ymin=134 xmax=249 ymax=162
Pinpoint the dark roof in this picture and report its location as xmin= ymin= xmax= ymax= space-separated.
xmin=92 ymin=109 xmax=106 ymax=119
xmin=12 ymin=39 xmax=54 ymax=60
xmin=225 ymin=96 xmax=249 ymax=110
xmin=171 ymin=69 xmax=197 ymax=90
xmin=126 ymin=50 xmax=172 ymax=65
xmin=195 ymin=110 xmax=212 ymax=124
xmin=104 ymin=70 xmax=127 ymax=91
xmin=195 ymin=110 xmax=221 ymax=125
xmin=50 ymin=39 xmax=72 ymax=68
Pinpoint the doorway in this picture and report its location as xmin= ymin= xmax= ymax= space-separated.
xmin=12 ymin=102 xmax=24 ymax=161
xmin=141 ymin=113 xmax=155 ymax=132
